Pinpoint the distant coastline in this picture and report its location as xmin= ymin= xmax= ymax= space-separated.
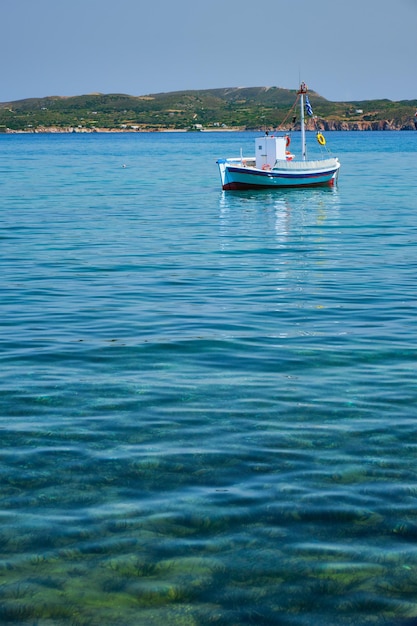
xmin=5 ymin=126 xmax=243 ymax=134
xmin=6 ymin=124 xmax=416 ymax=134
xmin=1 ymin=87 xmax=416 ymax=133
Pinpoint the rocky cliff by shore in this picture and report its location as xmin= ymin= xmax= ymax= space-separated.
xmin=311 ymin=119 xmax=416 ymax=131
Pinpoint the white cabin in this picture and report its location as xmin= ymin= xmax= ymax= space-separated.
xmin=255 ymin=135 xmax=287 ymax=169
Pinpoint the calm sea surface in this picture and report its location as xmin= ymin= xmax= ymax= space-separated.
xmin=1 ymin=130 xmax=417 ymax=625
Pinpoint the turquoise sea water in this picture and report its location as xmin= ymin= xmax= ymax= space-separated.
xmin=0 ymin=130 xmax=417 ymax=625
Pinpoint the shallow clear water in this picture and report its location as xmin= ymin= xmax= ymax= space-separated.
xmin=1 ymin=131 xmax=417 ymax=625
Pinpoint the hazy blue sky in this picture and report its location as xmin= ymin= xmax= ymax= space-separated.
xmin=2 ymin=0 xmax=416 ymax=103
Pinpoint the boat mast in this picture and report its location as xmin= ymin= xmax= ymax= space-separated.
xmin=299 ymin=82 xmax=307 ymax=161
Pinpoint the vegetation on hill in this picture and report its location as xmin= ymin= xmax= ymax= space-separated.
xmin=0 ymin=87 xmax=416 ymax=132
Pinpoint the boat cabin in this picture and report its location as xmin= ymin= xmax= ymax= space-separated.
xmin=255 ymin=135 xmax=288 ymax=169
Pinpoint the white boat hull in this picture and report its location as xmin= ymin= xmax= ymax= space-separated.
xmin=217 ymin=157 xmax=340 ymax=190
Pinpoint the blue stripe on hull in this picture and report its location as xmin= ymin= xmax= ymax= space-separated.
xmin=224 ymin=166 xmax=337 ymax=190
xmin=224 ymin=179 xmax=336 ymax=190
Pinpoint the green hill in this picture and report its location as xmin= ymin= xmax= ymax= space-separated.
xmin=1 ymin=87 xmax=416 ymax=132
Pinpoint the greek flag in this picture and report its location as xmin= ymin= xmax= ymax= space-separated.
xmin=305 ymin=95 xmax=314 ymax=117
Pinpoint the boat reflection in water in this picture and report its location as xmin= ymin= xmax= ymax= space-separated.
xmin=218 ymin=186 xmax=341 ymax=245
xmin=217 ymin=186 xmax=342 ymax=339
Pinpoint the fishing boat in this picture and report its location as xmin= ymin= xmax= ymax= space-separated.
xmin=216 ymin=83 xmax=340 ymax=190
